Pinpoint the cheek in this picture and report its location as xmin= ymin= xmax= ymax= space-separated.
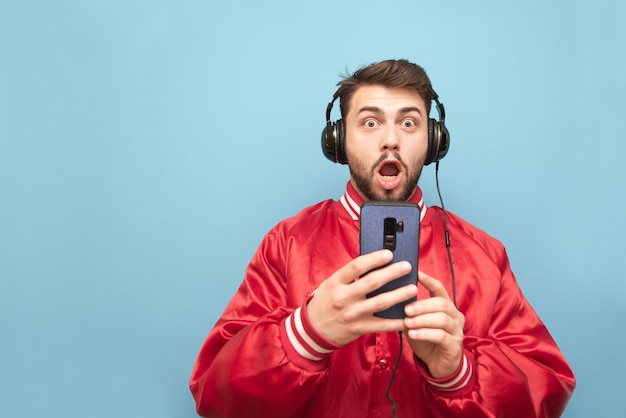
xmin=405 ymin=137 xmax=428 ymax=157
xmin=403 ymin=139 xmax=429 ymax=170
xmin=345 ymin=136 xmax=374 ymax=160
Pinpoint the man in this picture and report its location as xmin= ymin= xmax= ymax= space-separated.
xmin=190 ymin=59 xmax=575 ymax=417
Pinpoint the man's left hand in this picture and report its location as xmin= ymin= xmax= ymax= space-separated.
xmin=403 ymin=271 xmax=465 ymax=378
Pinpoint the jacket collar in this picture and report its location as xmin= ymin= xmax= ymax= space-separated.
xmin=339 ymin=181 xmax=427 ymax=222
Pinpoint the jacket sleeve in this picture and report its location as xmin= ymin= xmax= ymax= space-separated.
xmin=422 ymin=245 xmax=576 ymax=417
xmin=189 ymin=226 xmax=331 ymax=418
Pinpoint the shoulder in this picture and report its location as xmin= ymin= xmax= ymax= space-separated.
xmin=266 ymin=199 xmax=341 ymax=239
xmin=252 ymin=199 xmax=350 ymax=273
xmin=427 ymin=206 xmax=507 ymax=259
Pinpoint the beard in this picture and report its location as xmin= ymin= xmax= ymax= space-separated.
xmin=348 ymin=151 xmax=423 ymax=202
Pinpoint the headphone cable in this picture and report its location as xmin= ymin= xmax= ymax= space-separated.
xmin=385 ymin=331 xmax=403 ymax=418
xmin=435 ymin=161 xmax=457 ymax=307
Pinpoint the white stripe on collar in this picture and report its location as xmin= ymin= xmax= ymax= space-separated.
xmin=339 ymin=192 xmax=427 ymax=222
xmin=340 ymin=192 xmax=360 ymax=221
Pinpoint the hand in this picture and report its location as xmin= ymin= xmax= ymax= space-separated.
xmin=306 ymin=250 xmax=418 ymax=346
xmin=403 ymin=271 xmax=465 ymax=378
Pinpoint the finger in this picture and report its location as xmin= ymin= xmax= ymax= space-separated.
xmin=405 ymin=295 xmax=450 ymax=315
xmin=404 ymin=295 xmax=460 ymax=321
xmin=360 ymin=316 xmax=407 ymax=336
xmin=404 ymin=311 xmax=462 ymax=336
xmin=357 ymin=259 xmax=412 ymax=292
xmin=406 ymin=327 xmax=458 ymax=344
xmin=361 ymin=282 xmax=418 ymax=316
xmin=334 ymin=250 xmax=394 ymax=285
xmin=417 ymin=271 xmax=451 ymax=300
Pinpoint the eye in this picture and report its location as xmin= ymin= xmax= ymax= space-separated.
xmin=402 ymin=119 xmax=415 ymax=128
xmin=365 ymin=119 xmax=377 ymax=128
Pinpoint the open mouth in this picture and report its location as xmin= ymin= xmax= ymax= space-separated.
xmin=378 ymin=160 xmax=401 ymax=180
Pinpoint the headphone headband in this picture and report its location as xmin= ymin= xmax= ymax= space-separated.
xmin=325 ymin=98 xmax=337 ymax=127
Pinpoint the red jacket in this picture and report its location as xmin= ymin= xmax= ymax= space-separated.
xmin=190 ymin=183 xmax=575 ymax=417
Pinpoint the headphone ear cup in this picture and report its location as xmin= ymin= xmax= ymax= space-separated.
xmin=426 ymin=118 xmax=438 ymax=165
xmin=335 ymin=119 xmax=347 ymax=164
xmin=321 ymin=119 xmax=347 ymax=164
xmin=437 ymin=121 xmax=450 ymax=161
xmin=425 ymin=119 xmax=450 ymax=165
xmin=321 ymin=122 xmax=337 ymax=163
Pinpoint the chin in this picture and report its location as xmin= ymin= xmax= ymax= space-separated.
xmin=363 ymin=183 xmax=416 ymax=202
xmin=379 ymin=188 xmax=415 ymax=202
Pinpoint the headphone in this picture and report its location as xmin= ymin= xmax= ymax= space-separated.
xmin=321 ymin=88 xmax=450 ymax=165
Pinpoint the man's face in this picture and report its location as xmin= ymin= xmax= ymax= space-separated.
xmin=344 ymin=85 xmax=429 ymax=201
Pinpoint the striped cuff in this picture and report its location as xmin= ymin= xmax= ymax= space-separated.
xmin=421 ymin=351 xmax=474 ymax=394
xmin=284 ymin=296 xmax=342 ymax=362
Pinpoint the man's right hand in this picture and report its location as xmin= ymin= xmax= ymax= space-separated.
xmin=305 ymin=249 xmax=417 ymax=346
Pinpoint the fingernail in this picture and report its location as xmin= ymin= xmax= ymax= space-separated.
xmin=405 ymin=285 xmax=417 ymax=298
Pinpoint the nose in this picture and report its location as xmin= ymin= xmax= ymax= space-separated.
xmin=380 ymin=126 xmax=399 ymax=152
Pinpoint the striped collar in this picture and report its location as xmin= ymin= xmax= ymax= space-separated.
xmin=339 ymin=182 xmax=427 ymax=221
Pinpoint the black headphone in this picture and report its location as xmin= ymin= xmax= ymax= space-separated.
xmin=321 ymin=88 xmax=450 ymax=165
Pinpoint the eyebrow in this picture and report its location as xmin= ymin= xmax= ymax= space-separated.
xmin=357 ymin=106 xmax=423 ymax=116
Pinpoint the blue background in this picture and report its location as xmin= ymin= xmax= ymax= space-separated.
xmin=1 ymin=1 xmax=624 ymax=416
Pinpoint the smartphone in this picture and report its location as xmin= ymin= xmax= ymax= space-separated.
xmin=360 ymin=201 xmax=420 ymax=319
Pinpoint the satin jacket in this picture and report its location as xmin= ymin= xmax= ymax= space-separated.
xmin=190 ymin=183 xmax=575 ymax=417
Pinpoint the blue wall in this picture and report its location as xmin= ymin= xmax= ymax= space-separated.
xmin=1 ymin=1 xmax=624 ymax=416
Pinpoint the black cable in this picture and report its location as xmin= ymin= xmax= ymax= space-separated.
xmin=435 ymin=161 xmax=457 ymax=307
xmin=385 ymin=331 xmax=403 ymax=418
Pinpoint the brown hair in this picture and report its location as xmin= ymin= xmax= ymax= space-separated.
xmin=334 ymin=59 xmax=435 ymax=118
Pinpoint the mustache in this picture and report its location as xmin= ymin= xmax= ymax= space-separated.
xmin=371 ymin=152 xmax=408 ymax=172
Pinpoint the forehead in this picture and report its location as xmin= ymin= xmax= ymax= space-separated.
xmin=346 ymin=85 xmax=427 ymax=117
